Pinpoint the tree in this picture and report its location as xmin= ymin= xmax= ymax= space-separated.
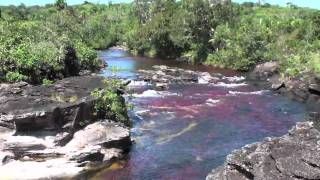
xmin=55 ymin=0 xmax=67 ymax=10
xmin=133 ymin=0 xmax=154 ymax=24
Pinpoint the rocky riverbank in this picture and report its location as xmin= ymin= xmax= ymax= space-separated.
xmin=0 ymin=75 xmax=131 ymax=179
xmin=206 ymin=62 xmax=320 ymax=179
xmin=249 ymin=61 xmax=320 ymax=112
xmin=206 ymin=113 xmax=320 ymax=180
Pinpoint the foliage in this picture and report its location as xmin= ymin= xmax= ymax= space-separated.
xmin=128 ymin=0 xmax=320 ymax=76
xmin=42 ymin=78 xmax=53 ymax=86
xmin=5 ymin=71 xmax=28 ymax=83
xmin=91 ymin=79 xmax=131 ymax=126
xmin=0 ymin=2 xmax=132 ymax=84
xmin=1 ymin=0 xmax=319 ymax=82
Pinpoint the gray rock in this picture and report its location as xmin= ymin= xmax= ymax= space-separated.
xmin=66 ymin=121 xmax=131 ymax=151
xmin=309 ymin=83 xmax=320 ymax=96
xmin=0 ymin=76 xmax=105 ymax=132
xmin=0 ymin=120 xmax=131 ymax=179
xmin=207 ymin=121 xmax=320 ymax=180
xmin=250 ymin=62 xmax=280 ymax=81
xmin=0 ymin=75 xmax=132 ymax=179
xmin=138 ymin=65 xmax=237 ymax=86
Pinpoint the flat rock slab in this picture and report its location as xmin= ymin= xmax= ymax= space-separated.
xmin=0 ymin=75 xmax=105 ymax=131
xmin=206 ymin=121 xmax=320 ymax=180
xmin=0 ymin=121 xmax=131 ymax=180
xmin=66 ymin=121 xmax=131 ymax=150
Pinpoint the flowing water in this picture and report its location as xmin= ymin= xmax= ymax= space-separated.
xmin=94 ymin=49 xmax=306 ymax=180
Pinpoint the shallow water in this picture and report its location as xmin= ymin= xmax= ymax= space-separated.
xmin=95 ymin=49 xmax=306 ymax=180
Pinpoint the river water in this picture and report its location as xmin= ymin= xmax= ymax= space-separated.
xmin=94 ymin=49 xmax=306 ymax=180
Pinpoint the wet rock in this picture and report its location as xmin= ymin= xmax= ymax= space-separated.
xmin=206 ymin=121 xmax=320 ymax=180
xmin=137 ymin=65 xmax=237 ymax=86
xmin=250 ymin=61 xmax=280 ymax=80
xmin=198 ymin=72 xmax=220 ymax=84
xmin=155 ymin=83 xmax=169 ymax=90
xmin=0 ymin=152 xmax=14 ymax=165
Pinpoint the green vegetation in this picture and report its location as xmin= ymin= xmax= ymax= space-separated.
xmin=0 ymin=1 xmax=131 ymax=84
xmin=125 ymin=0 xmax=320 ymax=76
xmin=0 ymin=0 xmax=319 ymax=84
xmin=91 ymin=79 xmax=131 ymax=126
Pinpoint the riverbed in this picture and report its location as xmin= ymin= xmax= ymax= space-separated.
xmin=93 ymin=49 xmax=306 ymax=180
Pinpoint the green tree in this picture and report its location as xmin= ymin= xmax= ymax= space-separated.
xmin=55 ymin=0 xmax=67 ymax=10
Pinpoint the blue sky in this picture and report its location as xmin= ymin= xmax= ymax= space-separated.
xmin=0 ymin=0 xmax=320 ymax=10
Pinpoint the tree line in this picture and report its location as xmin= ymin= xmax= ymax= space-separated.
xmin=0 ymin=0 xmax=319 ymax=84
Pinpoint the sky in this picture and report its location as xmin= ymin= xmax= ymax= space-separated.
xmin=0 ymin=0 xmax=319 ymax=10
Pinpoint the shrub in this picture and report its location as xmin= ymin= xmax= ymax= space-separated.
xmin=5 ymin=71 xmax=28 ymax=83
xmin=91 ymin=79 xmax=131 ymax=126
xmin=75 ymin=41 xmax=101 ymax=71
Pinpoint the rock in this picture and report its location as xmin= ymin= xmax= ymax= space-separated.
xmin=79 ymin=70 xmax=92 ymax=76
xmin=66 ymin=121 xmax=131 ymax=151
xmin=155 ymin=83 xmax=169 ymax=90
xmin=198 ymin=72 xmax=220 ymax=84
xmin=127 ymin=80 xmax=150 ymax=87
xmin=0 ymin=75 xmax=132 ymax=179
xmin=271 ymin=82 xmax=285 ymax=90
xmin=0 ymin=120 xmax=131 ymax=179
xmin=4 ymin=136 xmax=47 ymax=153
xmin=0 ymin=152 xmax=14 ymax=165
xmin=0 ymin=158 xmax=83 ymax=179
xmin=0 ymin=76 xmax=105 ymax=132
xmin=206 ymin=121 xmax=320 ymax=180
xmin=250 ymin=62 xmax=280 ymax=80
xmin=138 ymin=65 xmax=227 ymax=85
xmin=309 ymin=83 xmax=320 ymax=96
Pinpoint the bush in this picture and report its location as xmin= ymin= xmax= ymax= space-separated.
xmin=5 ymin=71 xmax=28 ymax=83
xmin=91 ymin=79 xmax=131 ymax=127
xmin=75 ymin=41 xmax=101 ymax=71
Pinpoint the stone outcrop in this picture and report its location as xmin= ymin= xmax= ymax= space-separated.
xmin=0 ymin=75 xmax=132 ymax=179
xmin=207 ymin=116 xmax=320 ymax=180
xmin=136 ymin=65 xmax=243 ymax=88
xmin=249 ymin=61 xmax=280 ymax=81
xmin=0 ymin=75 xmax=105 ymax=131
xmin=250 ymin=62 xmax=320 ymax=111
xmin=0 ymin=121 xmax=131 ymax=179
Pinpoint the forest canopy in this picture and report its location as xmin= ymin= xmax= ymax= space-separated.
xmin=0 ymin=0 xmax=319 ymax=83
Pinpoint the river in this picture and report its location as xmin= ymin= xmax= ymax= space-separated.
xmin=93 ymin=49 xmax=306 ymax=180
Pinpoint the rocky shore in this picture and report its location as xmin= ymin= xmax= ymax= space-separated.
xmin=207 ymin=115 xmax=320 ymax=180
xmin=206 ymin=62 xmax=320 ymax=179
xmin=249 ymin=61 xmax=320 ymax=111
xmin=0 ymin=75 xmax=131 ymax=179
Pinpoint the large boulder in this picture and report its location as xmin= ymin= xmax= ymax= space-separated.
xmin=66 ymin=121 xmax=131 ymax=151
xmin=206 ymin=119 xmax=320 ymax=180
xmin=250 ymin=61 xmax=280 ymax=81
xmin=0 ymin=75 xmax=105 ymax=132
